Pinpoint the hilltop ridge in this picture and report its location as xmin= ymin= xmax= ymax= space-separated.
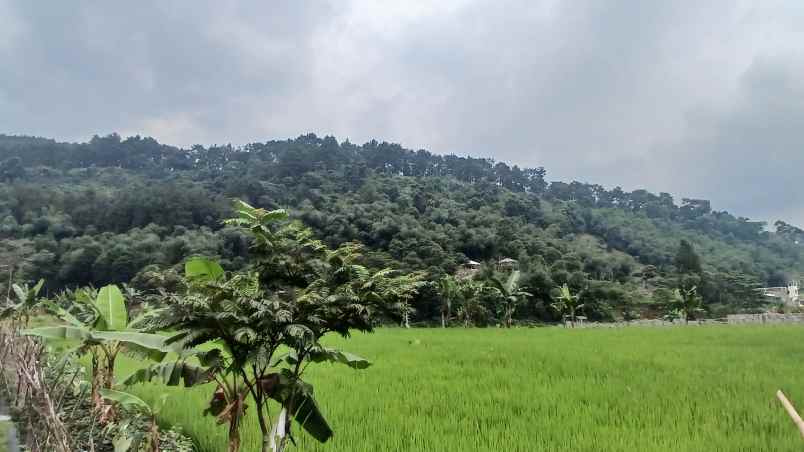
xmin=1 ymin=132 xmax=801 ymax=321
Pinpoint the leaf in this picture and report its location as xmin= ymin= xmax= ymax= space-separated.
xmin=95 ymin=284 xmax=128 ymax=331
xmin=284 ymin=324 xmax=315 ymax=348
xmin=93 ymin=331 xmax=179 ymax=362
xmin=185 ymin=257 xmax=224 ymax=281
xmin=113 ymin=435 xmax=133 ymax=452
xmin=204 ymin=385 xmax=228 ymax=418
xmin=503 ymin=270 xmax=520 ymax=294
xmin=261 ymin=372 xmax=333 ymax=443
xmin=99 ymin=388 xmax=152 ymax=415
xmin=11 ymin=284 xmax=26 ymax=303
xmin=22 ymin=326 xmax=93 ymax=341
xmin=41 ymin=300 xmax=84 ymax=327
xmin=195 ymin=348 xmax=226 ymax=369
xmin=30 ymin=279 xmax=45 ymax=298
xmin=233 ymin=327 xmax=257 ymax=344
xmin=288 ymin=347 xmax=371 ymax=370
xmin=122 ymin=361 xmax=214 ymax=388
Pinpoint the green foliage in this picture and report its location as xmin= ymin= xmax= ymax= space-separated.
xmin=666 ymin=286 xmax=705 ymax=323
xmin=100 ymin=388 xmax=153 ymax=415
xmin=487 ymin=270 xmax=531 ymax=327
xmin=3 ymin=132 xmax=802 ymax=321
xmin=25 ymin=283 xmax=173 ymax=416
xmin=122 ymin=359 xmax=215 ymax=388
xmin=286 ymin=346 xmax=371 ymax=370
xmin=675 ymin=239 xmax=702 ymax=274
xmin=184 ymin=257 xmax=225 ymax=282
xmin=96 ymin=284 xmax=128 ymax=331
xmin=437 ymin=276 xmax=460 ymax=327
xmin=0 ymin=278 xmax=45 ymax=323
xmin=131 ymin=200 xmax=421 ymax=452
xmin=551 ymin=284 xmax=585 ymax=327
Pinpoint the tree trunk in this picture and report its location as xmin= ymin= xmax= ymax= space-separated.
xmin=100 ymin=351 xmax=118 ymax=422
xmin=264 ymin=408 xmax=289 ymax=452
xmin=228 ymin=419 xmax=241 ymax=452
xmin=441 ymin=312 xmax=446 ymax=328
xmin=147 ymin=417 xmax=160 ymax=452
xmin=90 ymin=352 xmax=101 ymax=409
xmin=255 ymin=396 xmax=272 ymax=452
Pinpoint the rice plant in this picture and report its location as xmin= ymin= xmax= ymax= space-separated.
xmin=118 ymin=326 xmax=804 ymax=451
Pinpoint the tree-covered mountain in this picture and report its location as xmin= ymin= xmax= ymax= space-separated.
xmin=1 ymin=132 xmax=801 ymax=323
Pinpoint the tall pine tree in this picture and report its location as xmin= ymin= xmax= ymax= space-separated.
xmin=675 ymin=239 xmax=702 ymax=274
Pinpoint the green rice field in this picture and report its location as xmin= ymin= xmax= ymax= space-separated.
xmin=116 ymin=326 xmax=804 ymax=451
xmin=0 ymin=421 xmax=10 ymax=452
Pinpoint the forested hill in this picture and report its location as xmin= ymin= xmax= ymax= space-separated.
xmin=1 ymin=132 xmax=802 ymax=322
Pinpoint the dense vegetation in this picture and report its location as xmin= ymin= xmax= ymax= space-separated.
xmin=4 ymin=200 xmax=422 ymax=452
xmin=2 ymin=132 xmax=802 ymax=322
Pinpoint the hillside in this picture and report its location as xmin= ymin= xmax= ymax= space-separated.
xmin=1 ymin=132 xmax=802 ymax=322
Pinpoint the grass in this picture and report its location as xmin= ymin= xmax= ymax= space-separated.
xmin=114 ymin=326 xmax=804 ymax=451
xmin=0 ymin=421 xmax=10 ymax=452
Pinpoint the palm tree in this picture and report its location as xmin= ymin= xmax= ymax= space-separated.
xmin=551 ymin=284 xmax=585 ymax=328
xmin=438 ymin=276 xmax=460 ymax=328
xmin=488 ymin=271 xmax=531 ymax=328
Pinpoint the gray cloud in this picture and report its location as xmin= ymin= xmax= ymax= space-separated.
xmin=1 ymin=0 xmax=803 ymax=225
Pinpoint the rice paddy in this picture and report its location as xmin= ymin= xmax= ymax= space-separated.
xmin=116 ymin=325 xmax=804 ymax=451
xmin=0 ymin=421 xmax=10 ymax=452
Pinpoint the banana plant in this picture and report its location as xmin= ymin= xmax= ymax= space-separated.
xmin=488 ymin=271 xmax=531 ymax=328
xmin=669 ymin=286 xmax=705 ymax=324
xmin=100 ymin=388 xmax=167 ymax=452
xmin=551 ymin=284 xmax=585 ymax=328
xmin=23 ymin=284 xmax=175 ymax=414
xmin=456 ymin=280 xmax=488 ymax=327
xmin=0 ymin=278 xmax=45 ymax=327
xmin=438 ymin=276 xmax=460 ymax=328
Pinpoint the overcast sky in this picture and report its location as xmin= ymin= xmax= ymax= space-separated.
xmin=2 ymin=1 xmax=803 ymax=225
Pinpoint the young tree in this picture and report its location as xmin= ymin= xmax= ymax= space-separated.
xmin=639 ymin=265 xmax=658 ymax=288
xmin=99 ymin=388 xmax=168 ymax=452
xmin=487 ymin=271 xmax=531 ymax=328
xmin=551 ymin=284 xmax=585 ymax=328
xmin=675 ymin=239 xmax=702 ymax=274
xmin=668 ymin=286 xmax=704 ymax=324
xmin=455 ymin=280 xmax=489 ymax=327
xmin=136 ymin=201 xmax=422 ymax=452
xmin=438 ymin=276 xmax=460 ymax=328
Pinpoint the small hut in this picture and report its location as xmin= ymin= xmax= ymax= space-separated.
xmin=465 ymin=260 xmax=482 ymax=269
xmin=497 ymin=257 xmax=518 ymax=271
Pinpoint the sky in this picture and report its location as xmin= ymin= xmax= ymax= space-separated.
xmin=1 ymin=1 xmax=803 ymax=226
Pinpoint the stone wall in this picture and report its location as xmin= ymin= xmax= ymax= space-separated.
xmin=726 ymin=313 xmax=804 ymax=324
xmin=564 ymin=318 xmax=727 ymax=328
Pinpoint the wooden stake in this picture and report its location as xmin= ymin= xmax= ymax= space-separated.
xmin=777 ymin=390 xmax=804 ymax=438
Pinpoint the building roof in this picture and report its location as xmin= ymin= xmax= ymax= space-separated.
xmin=498 ymin=258 xmax=517 ymax=264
